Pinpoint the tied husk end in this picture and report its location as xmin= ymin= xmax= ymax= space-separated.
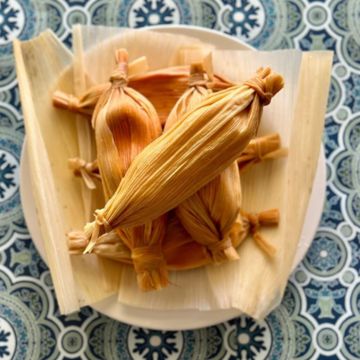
xmin=207 ymin=236 xmax=240 ymax=264
xmin=241 ymin=209 xmax=280 ymax=258
xmin=244 ymin=68 xmax=284 ymax=106
xmin=68 ymin=157 xmax=100 ymax=190
xmin=53 ymin=90 xmax=86 ymax=114
xmin=132 ymin=246 xmax=169 ymax=291
xmin=238 ymin=133 xmax=288 ymax=172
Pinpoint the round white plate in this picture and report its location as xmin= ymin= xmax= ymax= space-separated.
xmin=20 ymin=25 xmax=326 ymax=330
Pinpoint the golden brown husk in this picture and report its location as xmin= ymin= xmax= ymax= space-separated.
xmin=164 ymin=63 xmax=241 ymax=263
xmin=75 ymin=49 xmax=168 ymax=291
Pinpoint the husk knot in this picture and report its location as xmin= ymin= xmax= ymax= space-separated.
xmin=207 ymin=236 xmax=240 ymax=264
xmin=242 ymin=209 xmax=279 ymax=257
xmin=68 ymin=157 xmax=99 ymax=189
xmin=67 ymin=230 xmax=89 ymax=253
xmin=244 ymin=67 xmax=284 ymax=106
xmin=95 ymin=209 xmax=111 ymax=231
xmin=110 ymin=48 xmax=129 ymax=86
xmin=189 ymin=63 xmax=208 ymax=87
xmin=131 ymin=246 xmax=168 ymax=291
xmin=110 ymin=69 xmax=128 ymax=87
xmin=52 ymin=91 xmax=80 ymax=112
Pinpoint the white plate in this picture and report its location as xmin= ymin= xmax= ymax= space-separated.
xmin=20 ymin=25 xmax=326 ymax=330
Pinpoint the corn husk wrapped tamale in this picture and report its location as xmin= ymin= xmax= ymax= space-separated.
xmin=52 ymin=65 xmax=232 ymax=125
xmin=80 ymin=67 xmax=284 ymax=252
xmin=71 ymin=48 xmax=168 ymax=291
xmin=164 ymin=63 xmax=241 ymax=263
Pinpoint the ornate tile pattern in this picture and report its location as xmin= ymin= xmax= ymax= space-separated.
xmin=0 ymin=0 xmax=359 ymax=358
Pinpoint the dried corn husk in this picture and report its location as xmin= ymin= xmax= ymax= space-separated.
xmin=72 ymin=25 xmax=99 ymax=219
xmin=238 ymin=209 xmax=279 ymax=257
xmin=164 ymin=63 xmax=241 ymax=263
xmin=13 ymin=30 xmax=122 ymax=314
xmin=68 ymin=158 xmax=100 ymax=190
xmin=53 ymin=65 xmax=233 ymax=125
xmin=80 ymin=67 xmax=283 ymax=246
xmin=78 ymin=48 xmax=168 ymax=291
xmin=238 ymin=133 xmax=288 ymax=171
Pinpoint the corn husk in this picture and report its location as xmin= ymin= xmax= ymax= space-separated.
xmin=72 ymin=26 xmax=97 ymax=217
xmin=17 ymin=26 xmax=332 ymax=317
xmin=164 ymin=63 xmax=241 ymax=263
xmin=13 ymin=30 xmax=122 ymax=314
xmin=78 ymin=48 xmax=168 ymax=291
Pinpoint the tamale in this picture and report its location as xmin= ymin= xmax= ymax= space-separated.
xmin=71 ymin=49 xmax=168 ymax=291
xmin=80 ymin=67 xmax=283 ymax=247
xmin=164 ymin=63 xmax=241 ymax=263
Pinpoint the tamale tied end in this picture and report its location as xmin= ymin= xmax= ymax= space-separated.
xmin=244 ymin=67 xmax=284 ymax=105
xmin=131 ymin=246 xmax=169 ymax=291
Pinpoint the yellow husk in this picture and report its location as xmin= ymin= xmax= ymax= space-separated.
xmin=164 ymin=63 xmax=241 ymax=263
xmin=77 ymin=48 xmax=168 ymax=291
xmin=17 ymin=25 xmax=332 ymax=317
xmin=13 ymin=30 xmax=121 ymax=313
